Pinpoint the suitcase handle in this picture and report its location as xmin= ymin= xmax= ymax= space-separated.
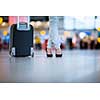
xmin=17 ymin=16 xmax=30 ymax=30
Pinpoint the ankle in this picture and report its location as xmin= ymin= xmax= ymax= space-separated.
xmin=55 ymin=48 xmax=62 ymax=54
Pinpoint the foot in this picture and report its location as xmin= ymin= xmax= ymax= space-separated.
xmin=55 ymin=48 xmax=62 ymax=57
xmin=46 ymin=48 xmax=53 ymax=57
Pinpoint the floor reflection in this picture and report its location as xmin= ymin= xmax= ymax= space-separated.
xmin=0 ymin=50 xmax=100 ymax=83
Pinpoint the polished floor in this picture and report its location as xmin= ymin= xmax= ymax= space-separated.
xmin=0 ymin=50 xmax=100 ymax=83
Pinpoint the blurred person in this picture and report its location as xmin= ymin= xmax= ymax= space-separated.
xmin=2 ymin=34 xmax=10 ymax=50
xmin=3 ymin=40 xmax=8 ymax=49
xmin=83 ymin=36 xmax=88 ymax=49
xmin=89 ymin=36 xmax=95 ymax=49
xmin=75 ymin=34 xmax=80 ymax=49
xmin=41 ymin=39 xmax=48 ymax=50
xmin=44 ymin=39 xmax=48 ymax=50
xmin=60 ymin=36 xmax=66 ymax=49
xmin=40 ymin=33 xmax=49 ymax=50
xmin=72 ymin=34 xmax=80 ymax=49
xmin=95 ymin=37 xmax=100 ymax=49
xmin=46 ymin=16 xmax=62 ymax=57
xmin=0 ymin=37 xmax=2 ymax=50
xmin=72 ymin=35 xmax=76 ymax=48
xmin=80 ymin=39 xmax=84 ymax=49
xmin=35 ymin=36 xmax=41 ymax=50
xmin=68 ymin=38 xmax=73 ymax=50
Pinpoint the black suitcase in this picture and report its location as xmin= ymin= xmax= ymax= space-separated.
xmin=9 ymin=16 xmax=34 ymax=57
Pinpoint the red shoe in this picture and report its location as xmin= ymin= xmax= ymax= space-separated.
xmin=55 ymin=48 xmax=62 ymax=57
xmin=46 ymin=48 xmax=53 ymax=57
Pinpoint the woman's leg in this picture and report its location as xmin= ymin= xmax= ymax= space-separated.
xmin=47 ymin=16 xmax=62 ymax=57
xmin=49 ymin=16 xmax=61 ymax=49
xmin=46 ymin=16 xmax=54 ymax=57
xmin=46 ymin=38 xmax=53 ymax=57
xmin=49 ymin=16 xmax=62 ymax=57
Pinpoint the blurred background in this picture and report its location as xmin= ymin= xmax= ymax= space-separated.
xmin=0 ymin=16 xmax=100 ymax=82
xmin=0 ymin=16 xmax=100 ymax=51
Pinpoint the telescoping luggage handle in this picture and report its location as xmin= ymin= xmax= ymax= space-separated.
xmin=17 ymin=16 xmax=30 ymax=30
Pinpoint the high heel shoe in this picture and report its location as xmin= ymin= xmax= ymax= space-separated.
xmin=55 ymin=48 xmax=62 ymax=57
xmin=46 ymin=48 xmax=53 ymax=57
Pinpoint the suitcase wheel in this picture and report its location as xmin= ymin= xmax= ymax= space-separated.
xmin=11 ymin=47 xmax=15 ymax=56
xmin=31 ymin=47 xmax=34 ymax=57
xmin=31 ymin=52 xmax=34 ymax=57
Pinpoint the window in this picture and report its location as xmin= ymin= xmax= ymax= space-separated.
xmin=64 ymin=16 xmax=95 ymax=30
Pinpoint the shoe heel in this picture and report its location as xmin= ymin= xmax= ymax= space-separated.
xmin=56 ymin=54 xmax=62 ymax=57
xmin=46 ymin=48 xmax=53 ymax=57
xmin=47 ymin=53 xmax=53 ymax=57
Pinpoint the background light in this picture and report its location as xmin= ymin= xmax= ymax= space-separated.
xmin=47 ymin=22 xmax=49 ymax=27
xmin=1 ymin=22 xmax=6 ymax=26
xmin=40 ymin=30 xmax=46 ymax=35
xmin=97 ymin=27 xmax=100 ymax=31
xmin=3 ymin=31 xmax=8 ymax=36
xmin=30 ymin=21 xmax=35 ymax=27
xmin=0 ymin=17 xmax=3 ymax=24
xmin=79 ymin=32 xmax=87 ymax=39
xmin=97 ymin=38 xmax=100 ymax=43
xmin=36 ymin=21 xmax=42 ymax=26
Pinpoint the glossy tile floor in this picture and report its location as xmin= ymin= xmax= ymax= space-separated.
xmin=0 ymin=50 xmax=100 ymax=83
